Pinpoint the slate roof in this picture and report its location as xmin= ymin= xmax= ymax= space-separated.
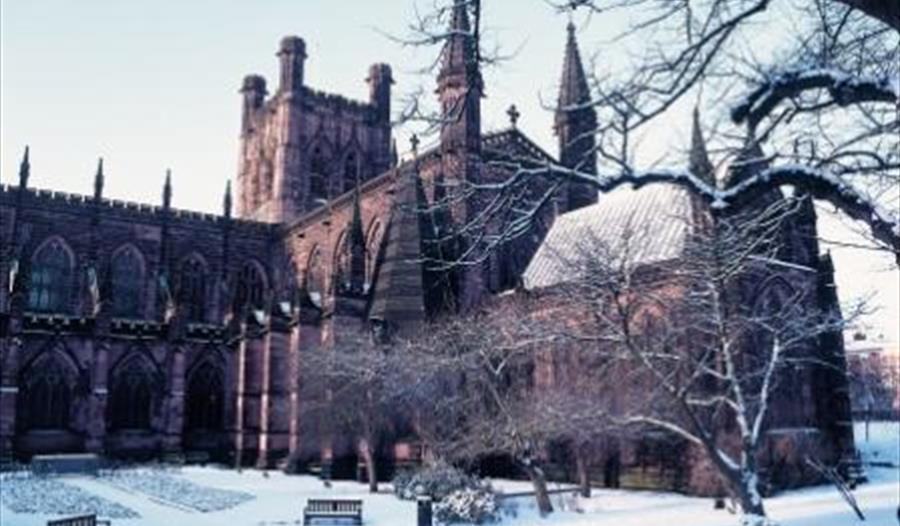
xmin=522 ymin=184 xmax=694 ymax=290
xmin=368 ymin=167 xmax=426 ymax=333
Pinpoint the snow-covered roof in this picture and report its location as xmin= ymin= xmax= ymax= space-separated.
xmin=523 ymin=184 xmax=694 ymax=290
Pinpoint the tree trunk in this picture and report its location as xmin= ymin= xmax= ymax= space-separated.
xmin=574 ymin=446 xmax=591 ymax=498
xmin=736 ymin=441 xmax=767 ymax=521
xmin=359 ymin=439 xmax=378 ymax=493
xmin=521 ymin=460 xmax=554 ymax=516
xmin=729 ymin=455 xmax=767 ymax=524
xmin=698 ymin=438 xmax=768 ymax=523
xmin=735 ymin=473 xmax=767 ymax=525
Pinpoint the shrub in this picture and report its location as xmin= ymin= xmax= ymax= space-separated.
xmin=392 ymin=461 xmax=484 ymax=501
xmin=434 ymin=487 xmax=500 ymax=524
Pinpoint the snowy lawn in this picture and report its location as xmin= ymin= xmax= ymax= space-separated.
xmin=100 ymin=467 xmax=254 ymax=512
xmin=0 ymin=472 xmax=139 ymax=519
xmin=1 ymin=422 xmax=897 ymax=526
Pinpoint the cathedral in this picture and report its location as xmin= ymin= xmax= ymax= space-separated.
xmin=0 ymin=3 xmax=855 ymax=495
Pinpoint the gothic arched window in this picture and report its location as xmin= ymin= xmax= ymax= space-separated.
xmin=234 ymin=262 xmax=266 ymax=314
xmin=186 ymin=363 xmax=224 ymax=431
xmin=19 ymin=355 xmax=74 ymax=430
xmin=365 ymin=221 xmax=382 ymax=288
xmin=310 ymin=146 xmax=328 ymax=201
xmin=179 ymin=257 xmax=207 ymax=323
xmin=343 ymin=152 xmax=359 ymax=194
xmin=305 ymin=248 xmax=324 ymax=305
xmin=260 ymin=156 xmax=274 ymax=200
xmin=111 ymin=246 xmax=144 ymax=319
xmin=109 ymin=357 xmax=154 ymax=430
xmin=333 ymin=231 xmax=350 ymax=293
xmin=29 ymin=239 xmax=73 ymax=313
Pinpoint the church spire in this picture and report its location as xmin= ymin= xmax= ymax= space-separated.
xmin=688 ymin=108 xmax=715 ymax=186
xmin=555 ymin=22 xmax=598 ymax=212
xmin=437 ymin=0 xmax=482 ymax=154
xmin=369 ymin=164 xmax=426 ymax=338
xmin=558 ymin=22 xmax=591 ymax=111
xmin=441 ymin=0 xmax=474 ymax=74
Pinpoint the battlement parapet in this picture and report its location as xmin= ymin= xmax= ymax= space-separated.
xmin=0 ymin=184 xmax=276 ymax=235
xmin=300 ymin=86 xmax=377 ymax=118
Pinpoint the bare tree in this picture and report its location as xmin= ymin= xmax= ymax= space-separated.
xmin=298 ymin=334 xmax=409 ymax=492
xmin=535 ymin=196 xmax=864 ymax=524
xmin=547 ymin=0 xmax=899 ymax=257
xmin=393 ymin=0 xmax=899 ymax=263
xmin=401 ymin=307 xmax=612 ymax=516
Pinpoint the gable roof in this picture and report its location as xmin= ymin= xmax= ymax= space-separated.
xmin=522 ymin=184 xmax=694 ymax=290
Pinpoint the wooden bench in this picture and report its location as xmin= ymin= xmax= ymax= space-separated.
xmin=47 ymin=514 xmax=111 ymax=526
xmin=303 ymin=499 xmax=363 ymax=525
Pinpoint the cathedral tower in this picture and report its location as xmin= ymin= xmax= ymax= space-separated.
xmin=236 ymin=37 xmax=393 ymax=223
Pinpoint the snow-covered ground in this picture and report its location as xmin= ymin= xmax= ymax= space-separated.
xmin=1 ymin=422 xmax=897 ymax=526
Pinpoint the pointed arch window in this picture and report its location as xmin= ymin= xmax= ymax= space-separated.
xmin=343 ymin=152 xmax=360 ymax=194
xmin=29 ymin=239 xmax=73 ymax=313
xmin=305 ymin=248 xmax=324 ymax=305
xmin=310 ymin=146 xmax=328 ymax=201
xmin=179 ymin=257 xmax=207 ymax=323
xmin=364 ymin=221 xmax=382 ymax=288
xmin=234 ymin=262 xmax=266 ymax=314
xmin=111 ymin=246 xmax=144 ymax=318
xmin=186 ymin=363 xmax=224 ymax=431
xmin=19 ymin=356 xmax=74 ymax=430
xmin=333 ymin=231 xmax=351 ymax=293
xmin=260 ymin=156 xmax=274 ymax=200
xmin=109 ymin=358 xmax=154 ymax=430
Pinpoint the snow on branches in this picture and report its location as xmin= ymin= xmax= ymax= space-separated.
xmin=731 ymin=67 xmax=900 ymax=131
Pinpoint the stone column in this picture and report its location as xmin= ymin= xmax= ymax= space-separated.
xmin=233 ymin=318 xmax=266 ymax=466
xmin=232 ymin=322 xmax=248 ymax=467
xmin=287 ymin=321 xmax=302 ymax=458
xmin=288 ymin=315 xmax=321 ymax=462
xmin=85 ymin=340 xmax=109 ymax=454
xmin=0 ymin=335 xmax=22 ymax=459
xmin=257 ymin=312 xmax=292 ymax=468
xmin=163 ymin=346 xmax=185 ymax=454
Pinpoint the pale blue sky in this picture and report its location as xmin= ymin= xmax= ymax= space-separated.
xmin=1 ymin=0 xmax=896 ymax=338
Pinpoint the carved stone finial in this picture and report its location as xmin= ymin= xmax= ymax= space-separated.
xmin=18 ymin=146 xmax=30 ymax=189
xmin=163 ymin=169 xmax=173 ymax=209
xmin=223 ymin=180 xmax=233 ymax=219
xmin=390 ymin=138 xmax=399 ymax=167
xmin=93 ymin=158 xmax=105 ymax=201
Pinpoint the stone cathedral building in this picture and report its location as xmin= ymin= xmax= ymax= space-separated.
xmin=0 ymin=4 xmax=855 ymax=493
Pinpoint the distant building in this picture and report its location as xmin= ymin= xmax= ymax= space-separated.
xmin=846 ymin=331 xmax=900 ymax=419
